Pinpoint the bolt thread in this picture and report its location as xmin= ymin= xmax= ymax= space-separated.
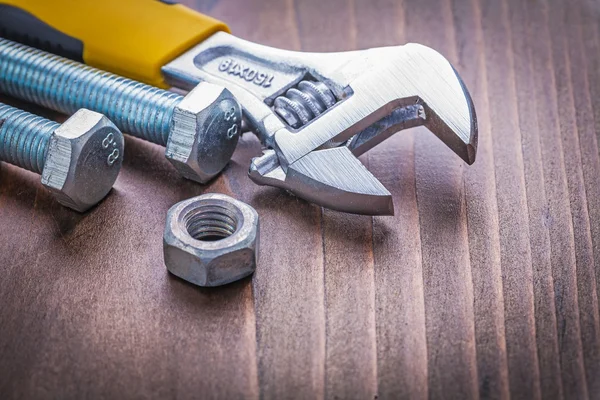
xmin=0 ymin=38 xmax=183 ymax=146
xmin=273 ymin=80 xmax=337 ymax=128
xmin=0 ymin=103 xmax=57 ymax=174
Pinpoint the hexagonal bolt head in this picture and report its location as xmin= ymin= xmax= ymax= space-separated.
xmin=163 ymin=193 xmax=259 ymax=287
xmin=41 ymin=109 xmax=124 ymax=212
xmin=166 ymin=82 xmax=242 ymax=183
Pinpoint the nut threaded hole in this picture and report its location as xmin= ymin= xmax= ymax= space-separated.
xmin=184 ymin=205 xmax=239 ymax=242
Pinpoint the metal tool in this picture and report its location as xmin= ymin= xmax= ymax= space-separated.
xmin=0 ymin=0 xmax=478 ymax=215
xmin=0 ymin=103 xmax=123 ymax=211
xmin=0 ymin=39 xmax=242 ymax=184
xmin=164 ymin=193 xmax=259 ymax=287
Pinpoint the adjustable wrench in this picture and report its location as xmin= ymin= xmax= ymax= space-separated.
xmin=0 ymin=0 xmax=478 ymax=215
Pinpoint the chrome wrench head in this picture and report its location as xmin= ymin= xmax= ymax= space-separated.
xmin=163 ymin=32 xmax=477 ymax=215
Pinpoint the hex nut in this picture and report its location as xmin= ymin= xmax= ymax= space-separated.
xmin=166 ymin=82 xmax=242 ymax=184
xmin=163 ymin=193 xmax=259 ymax=287
xmin=41 ymin=109 xmax=124 ymax=212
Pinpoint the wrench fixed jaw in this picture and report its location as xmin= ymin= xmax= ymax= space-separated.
xmin=423 ymin=67 xmax=478 ymax=165
xmin=271 ymin=43 xmax=478 ymax=168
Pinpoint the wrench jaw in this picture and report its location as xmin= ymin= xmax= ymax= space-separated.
xmin=346 ymin=104 xmax=427 ymax=157
xmin=249 ymin=149 xmax=394 ymax=216
xmin=421 ymin=67 xmax=478 ymax=165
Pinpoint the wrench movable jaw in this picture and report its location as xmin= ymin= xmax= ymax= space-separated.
xmin=249 ymin=148 xmax=394 ymax=215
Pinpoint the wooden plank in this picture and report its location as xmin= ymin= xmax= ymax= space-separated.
xmin=504 ymin=1 xmax=563 ymax=399
xmin=526 ymin=1 xmax=588 ymax=398
xmin=559 ymin=0 xmax=600 ymax=396
xmin=452 ymin=0 xmax=510 ymax=397
xmin=478 ymin=0 xmax=542 ymax=398
xmin=370 ymin=135 xmax=428 ymax=400
xmin=322 ymin=208 xmax=378 ymax=400
xmin=577 ymin=3 xmax=600 ymax=396
xmin=404 ymin=0 xmax=478 ymax=398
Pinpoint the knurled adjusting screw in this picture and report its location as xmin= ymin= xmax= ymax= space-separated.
xmin=0 ymin=38 xmax=242 ymax=183
xmin=0 ymin=102 xmax=124 ymax=212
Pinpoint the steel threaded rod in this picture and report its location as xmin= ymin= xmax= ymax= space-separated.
xmin=0 ymin=102 xmax=57 ymax=174
xmin=0 ymin=38 xmax=183 ymax=147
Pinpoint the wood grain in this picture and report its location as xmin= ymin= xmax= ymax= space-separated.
xmin=1 ymin=0 xmax=600 ymax=398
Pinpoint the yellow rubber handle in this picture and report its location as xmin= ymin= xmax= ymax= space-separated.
xmin=0 ymin=0 xmax=229 ymax=88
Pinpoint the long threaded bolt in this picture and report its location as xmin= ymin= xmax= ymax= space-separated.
xmin=0 ymin=102 xmax=124 ymax=212
xmin=0 ymin=103 xmax=56 ymax=174
xmin=0 ymin=38 xmax=242 ymax=183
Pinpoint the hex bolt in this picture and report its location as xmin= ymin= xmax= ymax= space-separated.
xmin=0 ymin=38 xmax=242 ymax=183
xmin=0 ymin=102 xmax=124 ymax=212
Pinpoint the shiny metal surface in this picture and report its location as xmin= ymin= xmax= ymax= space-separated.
xmin=0 ymin=104 xmax=123 ymax=212
xmin=0 ymin=102 xmax=56 ymax=174
xmin=0 ymin=38 xmax=242 ymax=184
xmin=273 ymin=80 xmax=337 ymax=128
xmin=163 ymin=32 xmax=478 ymax=215
xmin=167 ymin=83 xmax=242 ymax=183
xmin=42 ymin=110 xmax=124 ymax=212
xmin=0 ymin=38 xmax=180 ymax=146
xmin=163 ymin=193 xmax=260 ymax=287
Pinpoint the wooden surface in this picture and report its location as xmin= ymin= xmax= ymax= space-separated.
xmin=1 ymin=0 xmax=600 ymax=398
